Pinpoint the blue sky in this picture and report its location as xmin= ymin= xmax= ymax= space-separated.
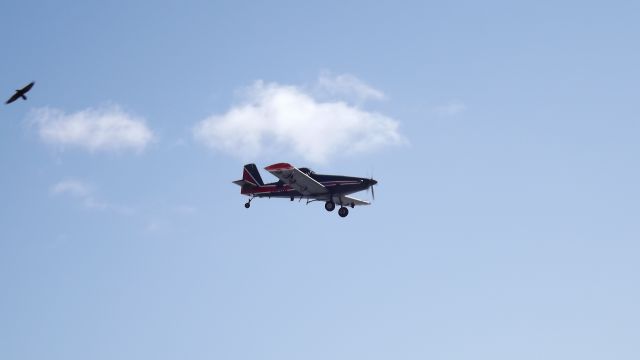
xmin=1 ymin=1 xmax=639 ymax=359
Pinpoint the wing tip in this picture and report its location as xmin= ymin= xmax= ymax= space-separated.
xmin=265 ymin=162 xmax=293 ymax=171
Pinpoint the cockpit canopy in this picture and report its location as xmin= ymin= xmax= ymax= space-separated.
xmin=298 ymin=167 xmax=315 ymax=175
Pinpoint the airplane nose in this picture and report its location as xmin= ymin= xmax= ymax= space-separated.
xmin=370 ymin=179 xmax=378 ymax=185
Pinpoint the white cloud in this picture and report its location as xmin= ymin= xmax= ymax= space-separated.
xmin=193 ymin=78 xmax=405 ymax=164
xmin=434 ymin=100 xmax=467 ymax=116
xmin=30 ymin=105 xmax=154 ymax=152
xmin=315 ymin=72 xmax=386 ymax=102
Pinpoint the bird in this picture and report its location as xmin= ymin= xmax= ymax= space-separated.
xmin=5 ymin=81 xmax=35 ymax=105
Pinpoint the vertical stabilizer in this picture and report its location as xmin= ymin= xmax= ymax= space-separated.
xmin=242 ymin=163 xmax=264 ymax=186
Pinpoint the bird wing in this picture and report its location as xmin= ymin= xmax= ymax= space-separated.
xmin=5 ymin=93 xmax=20 ymax=104
xmin=21 ymin=82 xmax=35 ymax=93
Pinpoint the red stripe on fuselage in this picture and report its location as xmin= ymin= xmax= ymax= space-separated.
xmin=241 ymin=181 xmax=364 ymax=195
xmin=241 ymin=184 xmax=291 ymax=195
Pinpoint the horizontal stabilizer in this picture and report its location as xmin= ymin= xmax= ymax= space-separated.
xmin=233 ymin=179 xmax=251 ymax=186
xmin=338 ymin=195 xmax=371 ymax=206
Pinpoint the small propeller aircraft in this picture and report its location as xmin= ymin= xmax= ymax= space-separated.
xmin=233 ymin=163 xmax=377 ymax=218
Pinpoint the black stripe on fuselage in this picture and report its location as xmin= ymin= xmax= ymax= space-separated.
xmin=251 ymin=174 xmax=368 ymax=198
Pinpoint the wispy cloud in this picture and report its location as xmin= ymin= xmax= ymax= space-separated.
xmin=315 ymin=71 xmax=386 ymax=102
xmin=51 ymin=179 xmax=92 ymax=198
xmin=193 ymin=76 xmax=405 ymax=164
xmin=30 ymin=105 xmax=154 ymax=152
xmin=50 ymin=179 xmax=106 ymax=210
xmin=433 ymin=100 xmax=467 ymax=117
xmin=50 ymin=179 xmax=133 ymax=214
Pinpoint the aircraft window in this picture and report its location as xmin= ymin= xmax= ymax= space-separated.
xmin=299 ymin=167 xmax=314 ymax=175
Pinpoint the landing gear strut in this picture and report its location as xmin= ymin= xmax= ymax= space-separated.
xmin=338 ymin=207 xmax=349 ymax=217
xmin=325 ymin=201 xmax=336 ymax=212
xmin=245 ymin=196 xmax=254 ymax=209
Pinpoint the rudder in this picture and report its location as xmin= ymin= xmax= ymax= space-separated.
xmin=242 ymin=163 xmax=264 ymax=186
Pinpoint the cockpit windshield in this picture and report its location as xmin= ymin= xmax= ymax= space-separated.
xmin=299 ymin=167 xmax=315 ymax=175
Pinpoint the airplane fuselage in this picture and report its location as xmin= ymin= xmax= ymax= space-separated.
xmin=243 ymin=174 xmax=372 ymax=199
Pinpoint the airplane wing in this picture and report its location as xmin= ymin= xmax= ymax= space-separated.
xmin=264 ymin=163 xmax=329 ymax=196
xmin=338 ymin=195 xmax=371 ymax=206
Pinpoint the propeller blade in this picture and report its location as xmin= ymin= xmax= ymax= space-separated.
xmin=367 ymin=176 xmax=376 ymax=201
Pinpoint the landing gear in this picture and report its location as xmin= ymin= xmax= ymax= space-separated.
xmin=325 ymin=201 xmax=336 ymax=212
xmin=338 ymin=207 xmax=349 ymax=217
xmin=290 ymin=196 xmax=295 ymax=201
xmin=244 ymin=202 xmax=251 ymax=208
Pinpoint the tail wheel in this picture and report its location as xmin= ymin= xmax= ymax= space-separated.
xmin=244 ymin=202 xmax=251 ymax=209
xmin=338 ymin=207 xmax=349 ymax=217
xmin=325 ymin=201 xmax=336 ymax=212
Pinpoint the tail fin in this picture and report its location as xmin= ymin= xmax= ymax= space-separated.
xmin=242 ymin=163 xmax=264 ymax=186
xmin=233 ymin=163 xmax=264 ymax=187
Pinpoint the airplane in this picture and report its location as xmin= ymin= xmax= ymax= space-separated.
xmin=5 ymin=81 xmax=35 ymax=105
xmin=233 ymin=163 xmax=377 ymax=218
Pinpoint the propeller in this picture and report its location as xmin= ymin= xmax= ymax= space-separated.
xmin=367 ymin=177 xmax=376 ymax=201
xmin=371 ymin=180 xmax=376 ymax=201
xmin=366 ymin=168 xmax=377 ymax=201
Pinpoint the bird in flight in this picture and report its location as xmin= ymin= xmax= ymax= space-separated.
xmin=5 ymin=81 xmax=35 ymax=105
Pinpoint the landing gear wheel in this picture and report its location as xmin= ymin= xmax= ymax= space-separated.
xmin=338 ymin=207 xmax=349 ymax=218
xmin=325 ymin=201 xmax=336 ymax=212
xmin=244 ymin=202 xmax=251 ymax=209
